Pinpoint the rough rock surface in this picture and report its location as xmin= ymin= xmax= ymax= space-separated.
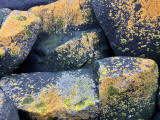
xmin=15 ymin=0 xmax=109 ymax=72
xmin=0 ymin=10 xmax=40 ymax=77
xmin=0 ymin=8 xmax=11 ymax=28
xmin=0 ymin=0 xmax=57 ymax=10
xmin=0 ymin=88 xmax=19 ymax=120
xmin=92 ymin=0 xmax=160 ymax=65
xmin=19 ymin=29 xmax=108 ymax=72
xmin=94 ymin=57 xmax=158 ymax=120
xmin=0 ymin=69 xmax=98 ymax=119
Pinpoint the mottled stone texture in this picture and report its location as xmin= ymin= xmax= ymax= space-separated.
xmin=0 ymin=69 xmax=98 ymax=120
xmin=0 ymin=88 xmax=19 ymax=120
xmin=16 ymin=0 xmax=109 ymax=72
xmin=92 ymin=0 xmax=160 ymax=65
xmin=20 ymin=29 xmax=108 ymax=72
xmin=0 ymin=10 xmax=40 ymax=77
xmin=0 ymin=8 xmax=11 ymax=28
xmin=94 ymin=57 xmax=158 ymax=120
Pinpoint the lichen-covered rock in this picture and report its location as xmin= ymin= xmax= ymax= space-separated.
xmin=19 ymin=29 xmax=108 ymax=72
xmin=94 ymin=57 xmax=158 ymax=120
xmin=0 ymin=69 xmax=98 ymax=119
xmin=0 ymin=88 xmax=19 ymax=120
xmin=15 ymin=0 xmax=109 ymax=72
xmin=0 ymin=10 xmax=40 ymax=77
xmin=0 ymin=8 xmax=11 ymax=28
xmin=0 ymin=0 xmax=56 ymax=10
xmin=92 ymin=0 xmax=160 ymax=65
xmin=29 ymin=0 xmax=98 ymax=33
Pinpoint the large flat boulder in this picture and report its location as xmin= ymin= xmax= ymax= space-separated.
xmin=0 ymin=10 xmax=41 ymax=77
xmin=0 ymin=69 xmax=98 ymax=119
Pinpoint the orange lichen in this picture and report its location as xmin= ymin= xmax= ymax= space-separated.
xmin=24 ymin=88 xmax=65 ymax=120
xmin=30 ymin=0 xmax=92 ymax=33
xmin=0 ymin=10 xmax=40 ymax=56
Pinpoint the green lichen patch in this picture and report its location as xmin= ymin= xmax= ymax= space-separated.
xmin=21 ymin=96 xmax=34 ymax=105
xmin=21 ymin=25 xmax=32 ymax=38
xmin=14 ymin=16 xmax=27 ymax=21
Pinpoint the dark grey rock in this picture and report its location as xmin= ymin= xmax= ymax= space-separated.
xmin=19 ymin=29 xmax=109 ymax=72
xmin=0 ymin=0 xmax=57 ymax=10
xmin=0 ymin=88 xmax=19 ymax=120
xmin=92 ymin=0 xmax=160 ymax=66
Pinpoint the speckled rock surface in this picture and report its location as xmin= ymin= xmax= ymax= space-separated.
xmin=0 ymin=10 xmax=40 ymax=77
xmin=0 ymin=8 xmax=11 ymax=28
xmin=19 ymin=29 xmax=108 ymax=72
xmin=92 ymin=0 xmax=160 ymax=65
xmin=0 ymin=88 xmax=19 ymax=120
xmin=16 ymin=0 xmax=109 ymax=72
xmin=0 ymin=69 xmax=98 ymax=119
xmin=94 ymin=57 xmax=158 ymax=120
xmin=0 ymin=0 xmax=57 ymax=10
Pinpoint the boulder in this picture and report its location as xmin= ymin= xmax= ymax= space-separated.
xmin=0 ymin=0 xmax=57 ymax=10
xmin=0 ymin=69 xmax=98 ymax=119
xmin=94 ymin=57 xmax=158 ymax=119
xmin=92 ymin=0 xmax=160 ymax=65
xmin=19 ymin=29 xmax=108 ymax=72
xmin=0 ymin=88 xmax=19 ymax=120
xmin=15 ymin=0 xmax=109 ymax=72
xmin=0 ymin=10 xmax=41 ymax=77
xmin=0 ymin=8 xmax=11 ymax=28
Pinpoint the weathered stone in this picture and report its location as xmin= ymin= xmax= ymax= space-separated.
xmin=92 ymin=0 xmax=160 ymax=65
xmin=0 ymin=69 xmax=98 ymax=119
xmin=0 ymin=88 xmax=19 ymax=120
xmin=29 ymin=0 xmax=98 ymax=33
xmin=94 ymin=57 xmax=158 ymax=120
xmin=19 ymin=29 xmax=108 ymax=72
xmin=0 ymin=10 xmax=41 ymax=77
xmin=0 ymin=0 xmax=57 ymax=10
xmin=15 ymin=0 xmax=109 ymax=73
xmin=0 ymin=8 xmax=11 ymax=28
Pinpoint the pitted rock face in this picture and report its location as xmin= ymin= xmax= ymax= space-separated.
xmin=0 ymin=69 xmax=98 ymax=120
xmin=0 ymin=10 xmax=41 ymax=77
xmin=92 ymin=0 xmax=160 ymax=65
xmin=0 ymin=89 xmax=19 ymax=120
xmin=94 ymin=57 xmax=158 ymax=120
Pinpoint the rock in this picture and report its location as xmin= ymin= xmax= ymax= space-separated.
xmin=0 ymin=10 xmax=41 ymax=77
xmin=153 ymin=112 xmax=160 ymax=120
xmin=0 ymin=88 xmax=19 ymax=120
xmin=0 ymin=69 xmax=98 ymax=119
xmin=94 ymin=57 xmax=158 ymax=120
xmin=29 ymin=0 xmax=99 ymax=33
xmin=19 ymin=29 xmax=108 ymax=72
xmin=0 ymin=8 xmax=11 ymax=28
xmin=92 ymin=0 xmax=160 ymax=65
xmin=0 ymin=0 xmax=57 ymax=10
xmin=15 ymin=0 xmax=109 ymax=72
